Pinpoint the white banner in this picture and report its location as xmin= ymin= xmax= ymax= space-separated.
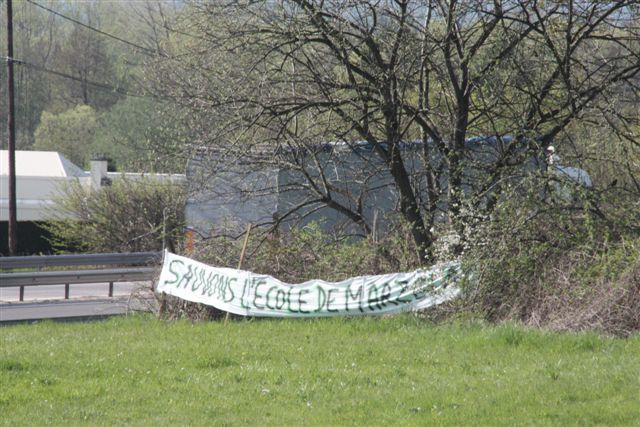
xmin=156 ymin=251 xmax=461 ymax=317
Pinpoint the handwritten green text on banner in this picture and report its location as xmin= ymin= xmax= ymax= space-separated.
xmin=157 ymin=251 xmax=461 ymax=317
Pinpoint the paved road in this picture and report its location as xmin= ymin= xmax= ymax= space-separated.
xmin=0 ymin=295 xmax=157 ymax=323
xmin=0 ymin=282 xmax=156 ymax=323
xmin=1 ymin=299 xmax=128 ymax=322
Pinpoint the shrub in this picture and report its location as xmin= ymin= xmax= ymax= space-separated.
xmin=45 ymin=178 xmax=186 ymax=253
xmin=188 ymin=221 xmax=424 ymax=283
xmin=463 ymin=172 xmax=640 ymax=336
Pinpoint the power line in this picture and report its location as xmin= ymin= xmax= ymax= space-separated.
xmin=25 ymin=0 xmax=158 ymax=56
xmin=9 ymin=56 xmax=153 ymax=99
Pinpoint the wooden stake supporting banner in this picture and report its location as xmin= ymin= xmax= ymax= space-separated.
xmin=238 ymin=224 xmax=253 ymax=270
xmin=225 ymin=224 xmax=252 ymax=323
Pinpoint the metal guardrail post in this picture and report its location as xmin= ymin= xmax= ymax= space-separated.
xmin=19 ymin=285 xmax=24 ymax=301
xmin=108 ymin=282 xmax=114 ymax=297
xmin=65 ymin=284 xmax=69 ymax=299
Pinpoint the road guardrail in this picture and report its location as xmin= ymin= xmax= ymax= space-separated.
xmin=0 ymin=251 xmax=161 ymax=270
xmin=0 ymin=252 xmax=162 ymax=301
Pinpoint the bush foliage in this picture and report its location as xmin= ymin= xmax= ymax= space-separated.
xmin=45 ymin=179 xmax=186 ymax=253
xmin=463 ymin=172 xmax=640 ymax=336
xmin=193 ymin=222 xmax=424 ymax=283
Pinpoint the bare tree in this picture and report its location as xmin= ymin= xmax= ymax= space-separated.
xmin=147 ymin=0 xmax=640 ymax=262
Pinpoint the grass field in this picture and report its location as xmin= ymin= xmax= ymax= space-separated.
xmin=1 ymin=315 xmax=639 ymax=426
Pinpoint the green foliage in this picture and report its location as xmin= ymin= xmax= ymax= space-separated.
xmin=460 ymin=119 xmax=640 ymax=336
xmin=33 ymin=105 xmax=97 ymax=167
xmin=1 ymin=315 xmax=639 ymax=425
xmin=45 ymin=178 xmax=186 ymax=253
xmin=0 ymin=0 xmax=158 ymax=148
xmin=191 ymin=221 xmax=423 ymax=284
xmin=0 ymin=0 xmax=194 ymax=170
xmin=463 ymin=171 xmax=640 ymax=336
xmin=92 ymin=98 xmax=188 ymax=173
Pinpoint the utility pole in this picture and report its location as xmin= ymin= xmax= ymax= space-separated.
xmin=6 ymin=0 xmax=18 ymax=255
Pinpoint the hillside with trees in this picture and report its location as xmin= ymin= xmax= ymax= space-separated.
xmin=1 ymin=0 xmax=187 ymax=171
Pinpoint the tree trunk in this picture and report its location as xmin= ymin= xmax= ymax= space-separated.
xmin=388 ymin=144 xmax=434 ymax=263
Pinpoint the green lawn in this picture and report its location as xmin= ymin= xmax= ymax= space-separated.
xmin=1 ymin=315 xmax=638 ymax=426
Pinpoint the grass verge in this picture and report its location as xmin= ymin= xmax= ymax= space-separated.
xmin=1 ymin=315 xmax=638 ymax=426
